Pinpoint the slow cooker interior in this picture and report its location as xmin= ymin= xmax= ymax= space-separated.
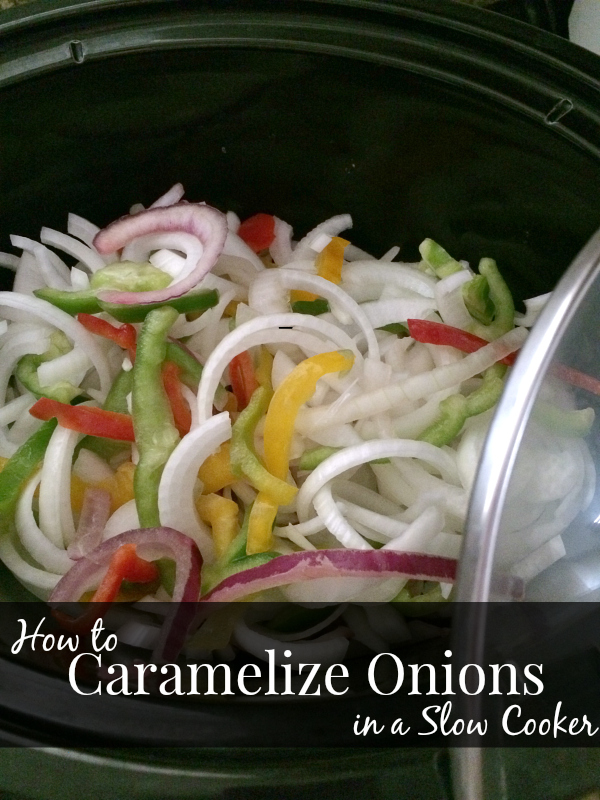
xmin=2 ymin=47 xmax=600 ymax=303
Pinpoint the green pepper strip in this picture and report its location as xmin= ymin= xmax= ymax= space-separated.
xmin=164 ymin=342 xmax=202 ymax=389
xmin=291 ymin=299 xmax=330 ymax=316
xmin=201 ymin=505 xmax=278 ymax=595
xmin=33 ymin=287 xmax=218 ymax=322
xmin=467 ymin=259 xmax=515 ymax=341
xmin=230 ymin=386 xmax=297 ymax=505
xmin=532 ymin=401 xmax=595 ymax=437
xmin=15 ymin=332 xmax=79 ymax=404
xmin=419 ymin=239 xmax=463 ymax=278
xmin=0 ymin=419 xmax=58 ymax=521
xmin=419 ymin=363 xmax=506 ymax=447
xmin=298 ymin=445 xmax=340 ymax=471
xmin=80 ymin=368 xmax=133 ymax=461
xmin=16 ymin=356 xmax=79 ymax=405
xmin=133 ymin=306 xmax=180 ymax=528
xmin=100 ymin=290 xmax=218 ymax=323
xmin=462 ymin=274 xmax=494 ymax=326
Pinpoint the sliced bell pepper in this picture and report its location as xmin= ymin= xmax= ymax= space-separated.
xmin=29 ymin=398 xmax=135 ymax=441
xmin=263 ymin=350 xmax=354 ymax=482
xmin=230 ymin=386 xmax=297 ymax=506
xmin=34 ymin=286 xmax=218 ymax=323
xmin=77 ymin=313 xmax=137 ymax=355
xmin=246 ymin=350 xmax=354 ymax=555
xmin=162 ymin=361 xmax=192 ymax=437
xmin=0 ymin=419 xmax=57 ymax=520
xmin=197 ymin=442 xmax=235 ymax=494
xmin=315 ymin=236 xmax=349 ymax=284
xmin=419 ymin=239 xmax=463 ymax=278
xmin=290 ymin=237 xmax=349 ymax=305
xmin=229 ymin=350 xmax=259 ymax=411
xmin=15 ymin=331 xmax=80 ymax=404
xmin=132 ymin=306 xmax=180 ymax=528
xmin=238 ymin=213 xmax=276 ymax=253
xmin=407 ymin=319 xmax=517 ymax=365
xmin=91 ymin=542 xmax=159 ymax=602
xmin=196 ymin=493 xmax=239 ymax=559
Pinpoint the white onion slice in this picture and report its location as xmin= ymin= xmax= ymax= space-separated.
xmin=149 ymin=182 xmax=185 ymax=208
xmin=197 ymin=313 xmax=362 ymax=424
xmin=0 ymin=534 xmax=61 ymax=599
xmin=39 ymin=425 xmax=80 ymax=549
xmin=16 ymin=473 xmax=75 ymax=574
xmin=158 ymin=412 xmax=232 ymax=563
xmin=297 ymin=439 xmax=460 ymax=522
xmin=292 ymin=214 xmax=352 ymax=262
xmin=298 ymin=327 xmax=527 ymax=431
xmin=41 ymin=227 xmax=106 ymax=273
xmin=0 ymin=292 xmax=112 ymax=400
xmin=313 ymin=484 xmax=372 ymax=550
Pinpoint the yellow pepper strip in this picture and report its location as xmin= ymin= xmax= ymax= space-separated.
xmin=246 ymin=492 xmax=279 ymax=555
xmin=231 ymin=386 xmax=297 ymax=505
xmin=223 ymin=299 xmax=240 ymax=318
xmin=290 ymin=288 xmax=318 ymax=303
xmin=289 ymin=237 xmax=349 ymax=304
xmin=255 ymin=346 xmax=274 ymax=391
xmin=70 ymin=460 xmax=135 ymax=514
xmin=196 ymin=493 xmax=240 ymax=559
xmin=197 ymin=442 xmax=236 ymax=494
xmin=246 ymin=350 xmax=355 ymax=555
xmin=263 ymin=350 xmax=354 ymax=481
xmin=315 ymin=236 xmax=350 ymax=284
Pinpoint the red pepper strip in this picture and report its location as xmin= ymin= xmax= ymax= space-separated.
xmin=53 ymin=544 xmax=159 ymax=634
xmin=77 ymin=313 xmax=137 ymax=358
xmin=30 ymin=397 xmax=135 ymax=441
xmin=237 ymin=213 xmax=276 ymax=253
xmin=91 ymin=543 xmax=159 ymax=602
xmin=229 ymin=350 xmax=260 ymax=411
xmin=551 ymin=363 xmax=600 ymax=396
xmin=162 ymin=361 xmax=192 ymax=436
xmin=408 ymin=318 xmax=600 ymax=397
xmin=407 ymin=319 xmax=516 ymax=366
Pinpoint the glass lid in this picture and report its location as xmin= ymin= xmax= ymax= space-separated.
xmin=458 ymin=226 xmax=600 ymax=603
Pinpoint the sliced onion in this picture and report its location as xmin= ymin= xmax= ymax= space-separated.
xmin=313 ymin=484 xmax=372 ymax=550
xmin=158 ymin=412 xmax=231 ymax=564
xmin=16 ymin=473 xmax=75 ymax=574
xmin=276 ymin=270 xmax=380 ymax=361
xmin=50 ymin=527 xmax=202 ymax=661
xmin=11 ymin=235 xmax=71 ymax=288
xmin=39 ymin=425 xmax=80 ymax=548
xmin=297 ymin=439 xmax=459 ymax=523
xmin=103 ymin=499 xmax=140 ymax=540
xmin=233 ymin=617 xmax=349 ymax=669
xmin=222 ymin=230 xmax=265 ymax=272
xmin=0 ymin=533 xmax=61 ymax=600
xmin=149 ymin=182 xmax=185 ymax=208
xmin=202 ymin=549 xmax=457 ymax=602
xmin=93 ymin=203 xmax=227 ymax=305
xmin=270 ymin=216 xmax=294 ymax=265
xmin=0 ymin=252 xmax=19 ymax=271
xmin=41 ymin=227 xmax=106 ymax=273
xmin=67 ymin=487 xmax=112 ymax=560
xmin=0 ymin=293 xmax=112 ymax=399
xmin=298 ymin=326 xmax=527 ymax=430
xmin=341 ymin=262 xmax=436 ymax=301
xmin=197 ymin=313 xmax=361 ymax=423
xmin=292 ymin=214 xmax=352 ymax=262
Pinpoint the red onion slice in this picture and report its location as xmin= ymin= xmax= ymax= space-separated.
xmin=50 ymin=527 xmax=202 ymax=661
xmin=67 ymin=487 xmax=111 ymax=560
xmin=202 ymin=549 xmax=457 ymax=603
xmin=93 ymin=203 xmax=227 ymax=306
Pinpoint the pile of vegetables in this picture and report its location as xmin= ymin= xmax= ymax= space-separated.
xmin=0 ymin=183 xmax=595 ymax=661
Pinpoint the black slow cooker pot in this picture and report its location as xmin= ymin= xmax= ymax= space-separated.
xmin=1 ymin=1 xmax=600 ymax=798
